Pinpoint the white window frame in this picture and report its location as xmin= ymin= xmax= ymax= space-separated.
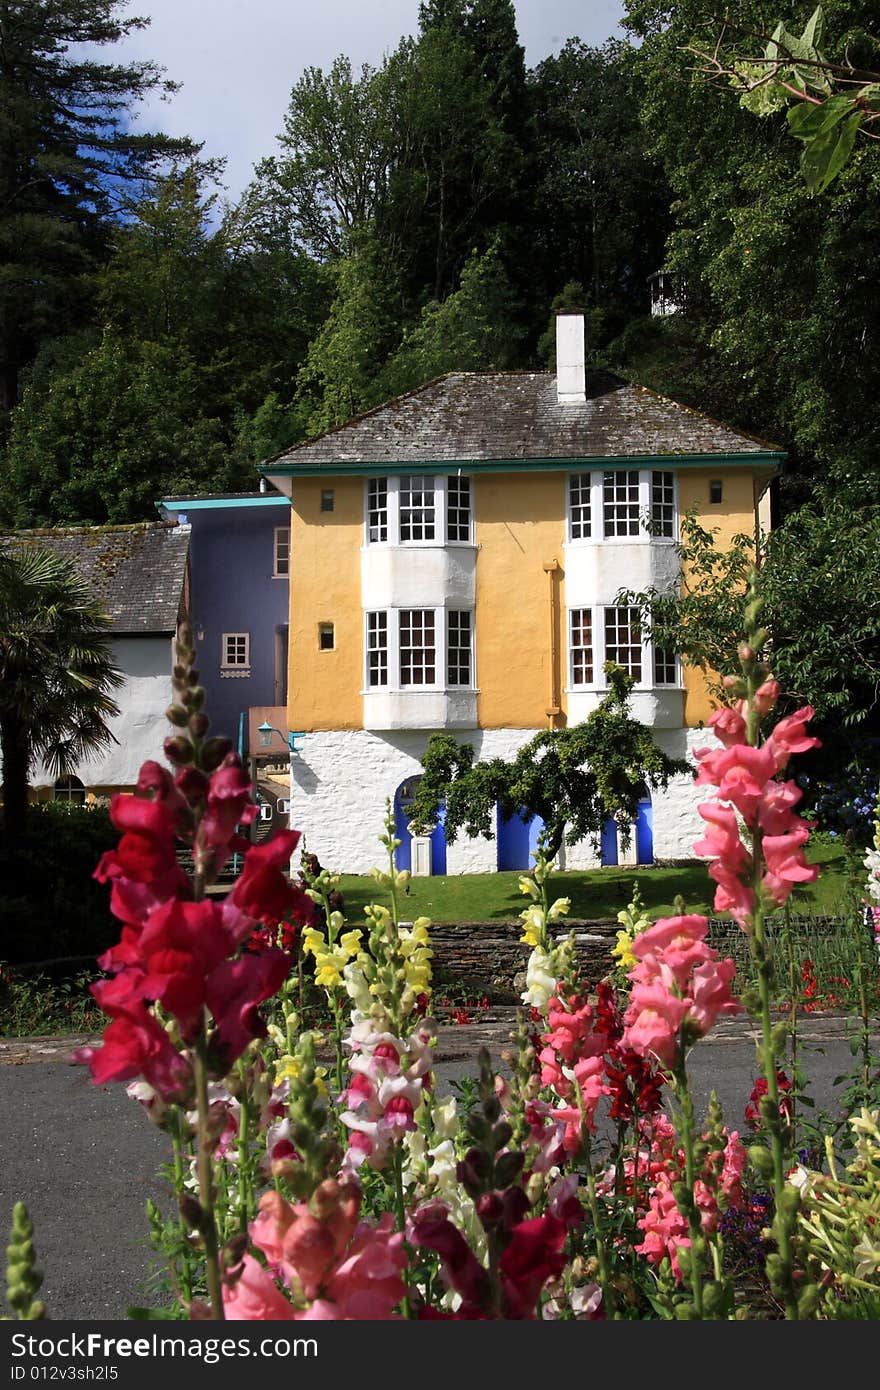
xmin=364 ymin=475 xmax=473 ymax=547
xmin=447 ymin=609 xmax=473 ymax=687
xmin=221 ymin=632 xmax=250 ymax=670
xmin=366 ymin=611 xmax=388 ymax=688
xmin=569 ymin=608 xmax=594 ymax=687
xmin=564 ymin=606 xmax=681 ymax=692
xmin=364 ymin=608 xmax=476 ymax=691
xmin=273 ymin=526 xmax=290 ymax=577
xmin=565 ymin=469 xmax=678 ymax=545
xmin=653 ymin=645 xmax=679 ymax=686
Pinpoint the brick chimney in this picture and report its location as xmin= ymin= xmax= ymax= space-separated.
xmin=555 ymin=310 xmax=585 ymax=403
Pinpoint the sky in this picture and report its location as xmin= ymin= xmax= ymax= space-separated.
xmin=109 ymin=1 xmax=628 ymax=206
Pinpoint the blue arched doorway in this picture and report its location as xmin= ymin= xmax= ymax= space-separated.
xmin=601 ymin=794 xmax=654 ymax=866
xmin=497 ymin=807 xmax=545 ymax=871
xmin=393 ymin=776 xmax=447 ymax=875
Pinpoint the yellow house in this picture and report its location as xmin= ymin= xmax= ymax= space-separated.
xmin=262 ymin=312 xmax=782 ymax=875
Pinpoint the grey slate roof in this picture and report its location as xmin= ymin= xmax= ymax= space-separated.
xmin=264 ymin=371 xmax=781 ymax=471
xmin=1 ymin=522 xmax=190 ymax=635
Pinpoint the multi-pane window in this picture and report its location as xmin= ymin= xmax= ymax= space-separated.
xmin=447 ymin=476 xmax=471 ymax=542
xmin=604 ymin=607 xmax=642 ymax=681
xmin=569 ymin=609 xmax=594 ymax=685
xmin=320 ymin=489 xmax=335 ymax=512
xmin=603 ymin=470 xmax=640 ymax=537
xmin=400 ymin=609 xmax=435 ymax=686
xmin=399 ymin=476 xmax=435 ymax=542
xmin=654 ymin=646 xmax=678 ymax=685
xmin=651 ymin=471 xmax=675 ymax=537
xmin=222 ymin=632 xmax=250 ymax=668
xmin=368 ymin=478 xmax=388 ymax=543
xmin=366 ymin=612 xmax=388 ymax=687
xmin=365 ymin=609 xmax=474 ymax=689
xmin=569 ymin=474 xmax=592 ymax=540
xmin=365 ymin=475 xmax=472 ymax=544
xmin=447 ymin=610 xmax=472 ymax=686
xmin=273 ymin=527 xmax=290 ymax=576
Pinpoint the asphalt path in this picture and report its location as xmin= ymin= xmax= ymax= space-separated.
xmin=0 ymin=1012 xmax=875 ymax=1321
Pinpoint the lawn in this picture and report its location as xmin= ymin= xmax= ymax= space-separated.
xmin=335 ymin=834 xmax=858 ymax=925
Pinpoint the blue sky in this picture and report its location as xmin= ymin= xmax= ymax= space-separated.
xmin=110 ymin=1 xmax=628 ymax=206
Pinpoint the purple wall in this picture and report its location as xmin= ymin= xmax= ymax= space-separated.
xmin=176 ymin=499 xmax=290 ymax=752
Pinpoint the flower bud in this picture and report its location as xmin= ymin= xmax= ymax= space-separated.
xmin=166 ymin=703 xmax=190 ymax=727
xmin=476 ymin=1192 xmax=504 ymax=1228
xmin=201 ymin=737 xmax=234 ymax=772
xmin=494 ymin=1150 xmax=525 ymax=1187
xmin=748 ymin=1144 xmax=774 ymax=1179
xmin=179 ymin=1194 xmax=204 ymax=1230
xmin=738 ymin=643 xmax=755 ymax=668
xmin=164 ymin=735 xmax=194 ymax=765
xmin=188 ymin=712 xmax=210 ymax=738
xmin=222 ymin=1233 xmax=249 ymax=1269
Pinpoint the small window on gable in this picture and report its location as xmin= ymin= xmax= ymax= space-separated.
xmin=709 ymin=480 xmax=723 ymax=504
xmin=222 ymin=632 xmax=250 ymax=670
xmin=321 ymin=489 xmax=335 ymax=513
xmin=273 ymin=527 xmax=290 ymax=576
xmin=319 ymin=622 xmax=334 ymax=651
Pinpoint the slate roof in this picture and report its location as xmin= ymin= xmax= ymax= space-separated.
xmin=264 ymin=371 xmax=782 ymax=472
xmin=1 ymin=522 xmax=190 ymax=635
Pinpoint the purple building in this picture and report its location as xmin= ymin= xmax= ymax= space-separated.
xmin=157 ymin=491 xmax=290 ymax=761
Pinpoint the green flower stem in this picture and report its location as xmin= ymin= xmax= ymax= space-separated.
xmin=171 ymin=1111 xmax=193 ymax=1303
xmin=390 ymin=1147 xmax=412 ymax=1319
xmin=236 ymin=1060 xmax=254 ymax=1230
xmin=193 ymin=1037 xmax=224 ymax=1320
xmin=672 ymin=1058 xmax=705 ymax=1319
xmin=581 ymin=1130 xmax=617 ymax=1319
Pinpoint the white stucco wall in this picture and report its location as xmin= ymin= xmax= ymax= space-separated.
xmin=30 ymin=635 xmax=173 ymax=791
xmin=287 ymin=723 xmax=720 ymax=876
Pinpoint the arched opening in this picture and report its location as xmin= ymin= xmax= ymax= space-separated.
xmin=601 ymin=790 xmax=654 ymax=867
xmin=53 ymin=775 xmax=86 ymax=807
xmin=393 ymin=775 xmax=446 ymax=876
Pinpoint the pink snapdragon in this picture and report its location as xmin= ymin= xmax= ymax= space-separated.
xmin=224 ymin=1183 xmax=408 ymax=1320
xmin=340 ymin=1019 xmax=435 ymax=1171
xmin=622 ymin=914 xmax=741 ymax=1066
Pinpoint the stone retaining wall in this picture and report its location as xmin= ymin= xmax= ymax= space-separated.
xmin=425 ymin=920 xmax=619 ymax=1002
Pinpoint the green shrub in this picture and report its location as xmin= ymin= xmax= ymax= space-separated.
xmin=0 ymin=801 xmax=117 ymax=965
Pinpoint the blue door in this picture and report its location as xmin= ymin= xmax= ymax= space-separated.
xmin=636 ymin=796 xmax=654 ymax=865
xmin=393 ymin=778 xmax=446 ymax=875
xmin=600 ymin=816 xmax=618 ymax=866
xmin=497 ymin=807 xmax=545 ymax=870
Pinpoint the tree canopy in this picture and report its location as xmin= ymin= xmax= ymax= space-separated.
xmin=0 ymin=544 xmax=123 ymax=840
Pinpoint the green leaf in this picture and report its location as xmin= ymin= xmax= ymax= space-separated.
xmin=801 ymin=111 xmax=863 ymax=193
xmin=787 ymin=94 xmax=854 ymax=142
xmin=126 ymin=1306 xmax=181 ymax=1319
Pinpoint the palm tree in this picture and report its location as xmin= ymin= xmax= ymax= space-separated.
xmin=0 ymin=545 xmax=124 ymax=842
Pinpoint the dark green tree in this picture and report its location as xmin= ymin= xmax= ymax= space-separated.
xmin=618 ymin=499 xmax=880 ymax=835
xmin=408 ymin=665 xmax=689 ymax=860
xmin=528 ymin=39 xmax=673 ymax=334
xmin=0 ymin=0 xmax=205 ymax=419
xmin=0 ymin=544 xmax=123 ymax=841
xmin=618 ymin=0 xmax=880 ymax=497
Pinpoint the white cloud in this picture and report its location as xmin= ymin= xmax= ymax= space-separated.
xmin=109 ymin=0 xmax=626 ymax=204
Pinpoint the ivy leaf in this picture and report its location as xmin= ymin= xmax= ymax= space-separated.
xmin=800 ymin=111 xmax=863 ymax=193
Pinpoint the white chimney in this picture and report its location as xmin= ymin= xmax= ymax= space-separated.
xmin=555 ymin=310 xmax=585 ymax=403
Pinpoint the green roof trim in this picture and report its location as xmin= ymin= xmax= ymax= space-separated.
xmin=261 ymin=451 xmax=786 ymax=480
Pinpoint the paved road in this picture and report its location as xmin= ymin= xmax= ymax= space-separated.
xmin=0 ymin=1012 xmax=874 ymax=1321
